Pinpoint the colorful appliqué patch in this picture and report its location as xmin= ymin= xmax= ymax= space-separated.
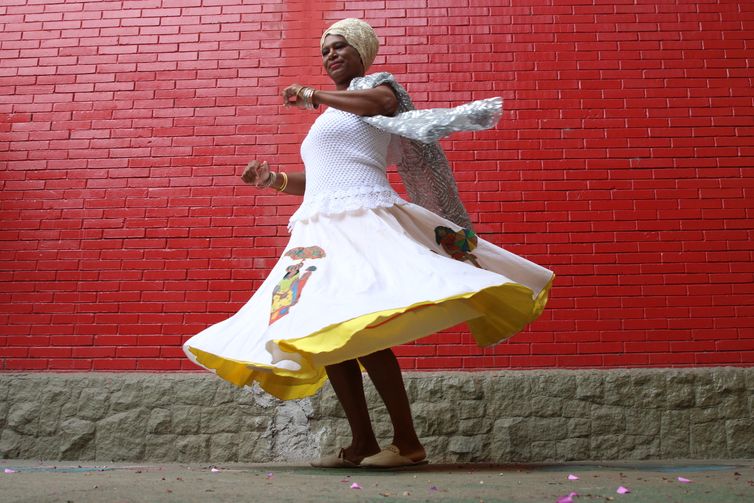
xmin=269 ymin=246 xmax=326 ymax=324
xmin=434 ymin=226 xmax=481 ymax=268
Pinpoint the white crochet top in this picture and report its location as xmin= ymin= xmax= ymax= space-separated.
xmin=288 ymin=107 xmax=405 ymax=226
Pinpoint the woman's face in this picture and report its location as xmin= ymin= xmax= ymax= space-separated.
xmin=322 ymin=34 xmax=365 ymax=86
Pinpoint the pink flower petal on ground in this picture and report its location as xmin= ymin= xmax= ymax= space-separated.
xmin=350 ymin=482 xmax=362 ymax=490
xmin=568 ymin=474 xmax=580 ymax=480
xmin=616 ymin=486 xmax=631 ymax=494
xmin=557 ymin=491 xmax=578 ymax=503
xmin=677 ymin=477 xmax=691 ymax=483
xmin=265 ymin=472 xmax=273 ymax=479
xmin=4 ymin=469 xmax=17 ymax=474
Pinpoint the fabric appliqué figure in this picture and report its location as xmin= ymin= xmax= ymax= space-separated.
xmin=434 ymin=226 xmax=481 ymax=268
xmin=270 ymin=246 xmax=326 ymax=324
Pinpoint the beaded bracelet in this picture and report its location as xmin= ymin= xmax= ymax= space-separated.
xmin=260 ymin=171 xmax=276 ymax=189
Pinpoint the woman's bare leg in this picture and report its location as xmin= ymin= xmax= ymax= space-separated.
xmin=325 ymin=359 xmax=381 ymax=462
xmin=358 ymin=348 xmax=426 ymax=461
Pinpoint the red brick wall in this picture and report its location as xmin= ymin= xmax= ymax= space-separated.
xmin=2 ymin=0 xmax=753 ymax=372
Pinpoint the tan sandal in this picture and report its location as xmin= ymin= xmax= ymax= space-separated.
xmin=359 ymin=445 xmax=428 ymax=469
xmin=310 ymin=448 xmax=360 ymax=468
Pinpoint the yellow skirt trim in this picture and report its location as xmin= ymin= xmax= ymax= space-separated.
xmin=187 ymin=276 xmax=553 ymax=401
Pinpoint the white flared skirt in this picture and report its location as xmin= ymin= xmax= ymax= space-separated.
xmin=184 ymin=202 xmax=554 ymax=400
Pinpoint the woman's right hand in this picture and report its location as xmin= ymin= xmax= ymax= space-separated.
xmin=241 ymin=160 xmax=271 ymax=188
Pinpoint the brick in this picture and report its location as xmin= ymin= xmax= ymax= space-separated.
xmin=116 ymin=346 xmax=161 ymax=358
xmin=71 ymin=347 xmax=116 ymax=358
xmin=48 ymin=359 xmax=93 ymax=370
xmin=93 ymin=359 xmax=138 ymax=370
xmin=557 ymin=355 xmax=603 ymax=367
xmin=29 ymin=347 xmax=72 ymax=358
xmin=416 ymin=357 xmax=463 ymax=369
xmin=695 ymin=353 xmax=742 ymax=365
xmin=136 ymin=359 xmax=183 ymax=370
xmin=5 ymin=359 xmax=48 ymax=370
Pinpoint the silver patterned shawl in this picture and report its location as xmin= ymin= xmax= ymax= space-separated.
xmin=348 ymin=72 xmax=503 ymax=230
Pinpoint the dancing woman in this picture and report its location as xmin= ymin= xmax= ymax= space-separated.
xmin=184 ymin=19 xmax=553 ymax=468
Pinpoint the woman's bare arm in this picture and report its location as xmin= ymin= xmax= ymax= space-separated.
xmin=276 ymin=171 xmax=305 ymax=196
xmin=314 ymin=86 xmax=397 ymax=117
xmin=284 ymin=84 xmax=398 ymax=117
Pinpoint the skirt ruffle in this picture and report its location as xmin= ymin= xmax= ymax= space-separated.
xmin=183 ymin=202 xmax=554 ymax=400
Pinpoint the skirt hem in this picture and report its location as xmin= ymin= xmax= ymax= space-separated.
xmin=184 ymin=275 xmax=553 ymax=401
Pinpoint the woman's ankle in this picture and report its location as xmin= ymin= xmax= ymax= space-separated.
xmin=391 ymin=437 xmax=426 ymax=460
xmin=344 ymin=442 xmax=380 ymax=461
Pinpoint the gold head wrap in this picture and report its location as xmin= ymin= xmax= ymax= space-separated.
xmin=320 ymin=18 xmax=379 ymax=71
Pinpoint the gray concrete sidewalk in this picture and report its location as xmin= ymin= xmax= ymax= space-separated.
xmin=2 ymin=459 xmax=753 ymax=503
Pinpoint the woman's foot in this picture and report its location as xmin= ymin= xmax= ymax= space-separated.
xmin=310 ymin=448 xmax=358 ymax=468
xmin=360 ymin=444 xmax=428 ymax=468
xmin=342 ymin=443 xmax=381 ymax=465
xmin=391 ymin=441 xmax=426 ymax=462
xmin=311 ymin=444 xmax=381 ymax=468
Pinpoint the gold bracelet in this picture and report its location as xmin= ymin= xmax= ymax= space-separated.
xmin=296 ymin=86 xmax=319 ymax=110
xmin=276 ymin=171 xmax=288 ymax=192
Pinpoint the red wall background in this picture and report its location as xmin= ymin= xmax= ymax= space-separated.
xmin=2 ymin=0 xmax=753 ymax=372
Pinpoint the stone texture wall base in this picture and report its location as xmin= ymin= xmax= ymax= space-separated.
xmin=1 ymin=368 xmax=752 ymax=462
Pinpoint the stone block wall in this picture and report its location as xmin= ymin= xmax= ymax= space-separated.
xmin=1 ymin=368 xmax=752 ymax=463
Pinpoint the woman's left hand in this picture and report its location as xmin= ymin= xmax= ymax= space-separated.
xmin=282 ymin=84 xmax=306 ymax=108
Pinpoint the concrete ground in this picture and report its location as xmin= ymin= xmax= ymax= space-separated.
xmin=1 ymin=459 xmax=752 ymax=503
